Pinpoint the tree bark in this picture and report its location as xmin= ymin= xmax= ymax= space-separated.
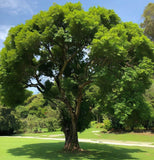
xmin=63 ymin=113 xmax=81 ymax=152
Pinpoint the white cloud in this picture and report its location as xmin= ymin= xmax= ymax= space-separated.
xmin=0 ymin=25 xmax=12 ymax=41
xmin=0 ymin=25 xmax=13 ymax=50
xmin=0 ymin=0 xmax=34 ymax=15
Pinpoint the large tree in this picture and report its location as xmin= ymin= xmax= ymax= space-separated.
xmin=141 ymin=3 xmax=154 ymax=41
xmin=0 ymin=3 xmax=153 ymax=151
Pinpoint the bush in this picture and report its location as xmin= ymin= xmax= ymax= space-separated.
xmin=0 ymin=106 xmax=20 ymax=135
xmin=90 ymin=121 xmax=97 ymax=128
xmin=103 ymin=118 xmax=112 ymax=131
xmin=96 ymin=123 xmax=104 ymax=128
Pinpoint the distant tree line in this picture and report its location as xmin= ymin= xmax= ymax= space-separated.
xmin=0 ymin=83 xmax=154 ymax=135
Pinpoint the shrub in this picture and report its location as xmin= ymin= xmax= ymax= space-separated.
xmin=0 ymin=106 xmax=20 ymax=135
xmin=90 ymin=121 xmax=97 ymax=128
xmin=103 ymin=118 xmax=112 ymax=131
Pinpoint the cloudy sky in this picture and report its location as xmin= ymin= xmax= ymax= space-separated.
xmin=0 ymin=0 xmax=153 ymax=93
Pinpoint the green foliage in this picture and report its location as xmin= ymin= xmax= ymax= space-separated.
xmin=15 ymin=94 xmax=60 ymax=133
xmin=99 ymin=58 xmax=154 ymax=130
xmin=90 ymin=121 xmax=98 ymax=128
xmin=88 ymin=6 xmax=121 ymax=29
xmin=59 ymin=98 xmax=93 ymax=133
xmin=0 ymin=2 xmax=121 ymax=106
xmin=77 ymin=99 xmax=94 ymax=132
xmin=144 ymin=79 xmax=154 ymax=128
xmin=85 ymin=84 xmax=103 ymax=122
xmin=25 ymin=114 xmax=42 ymax=132
xmin=90 ymin=22 xmax=154 ymax=130
xmin=91 ymin=22 xmax=154 ymax=63
xmin=0 ymin=2 xmax=154 ymax=140
xmin=44 ymin=106 xmax=60 ymax=132
xmin=103 ymin=118 xmax=112 ymax=131
xmin=90 ymin=119 xmax=112 ymax=133
xmin=141 ymin=3 xmax=154 ymax=41
xmin=0 ymin=105 xmax=20 ymax=135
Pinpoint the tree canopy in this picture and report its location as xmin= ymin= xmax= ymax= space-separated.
xmin=141 ymin=3 xmax=154 ymax=41
xmin=0 ymin=2 xmax=154 ymax=151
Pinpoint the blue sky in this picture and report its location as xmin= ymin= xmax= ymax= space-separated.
xmin=0 ymin=0 xmax=153 ymax=94
xmin=0 ymin=0 xmax=153 ymax=50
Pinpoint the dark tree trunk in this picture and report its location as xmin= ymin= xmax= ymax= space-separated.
xmin=63 ymin=113 xmax=81 ymax=152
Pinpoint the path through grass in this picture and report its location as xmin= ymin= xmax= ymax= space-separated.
xmin=16 ymin=127 xmax=154 ymax=143
xmin=78 ymin=129 xmax=154 ymax=142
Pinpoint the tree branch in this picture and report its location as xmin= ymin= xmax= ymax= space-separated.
xmin=34 ymin=74 xmax=46 ymax=91
xmin=25 ymin=81 xmax=44 ymax=94
xmin=58 ymin=51 xmax=78 ymax=79
xmin=76 ymin=80 xmax=92 ymax=118
xmin=25 ymin=83 xmax=38 ymax=88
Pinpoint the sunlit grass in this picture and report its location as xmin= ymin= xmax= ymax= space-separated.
xmin=78 ymin=128 xmax=154 ymax=142
xmin=16 ymin=130 xmax=63 ymax=137
xmin=15 ymin=127 xmax=154 ymax=143
xmin=0 ymin=137 xmax=154 ymax=160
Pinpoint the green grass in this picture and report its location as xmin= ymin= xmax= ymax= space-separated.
xmin=15 ymin=127 xmax=154 ymax=143
xmin=0 ymin=137 xmax=154 ymax=160
xmin=78 ymin=128 xmax=154 ymax=142
xmin=16 ymin=131 xmax=63 ymax=137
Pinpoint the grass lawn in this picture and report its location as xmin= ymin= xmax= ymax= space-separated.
xmin=18 ymin=127 xmax=154 ymax=143
xmin=16 ymin=130 xmax=64 ymax=137
xmin=78 ymin=128 xmax=154 ymax=142
xmin=0 ymin=137 xmax=154 ymax=160
xmin=17 ymin=128 xmax=154 ymax=144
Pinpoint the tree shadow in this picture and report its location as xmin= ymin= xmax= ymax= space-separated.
xmin=8 ymin=141 xmax=145 ymax=160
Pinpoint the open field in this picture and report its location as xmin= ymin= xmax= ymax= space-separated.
xmin=17 ymin=127 xmax=154 ymax=143
xmin=0 ymin=137 xmax=154 ymax=160
xmin=3 ymin=128 xmax=152 ymax=159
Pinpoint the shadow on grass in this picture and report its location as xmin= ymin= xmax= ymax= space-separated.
xmin=8 ymin=141 xmax=144 ymax=160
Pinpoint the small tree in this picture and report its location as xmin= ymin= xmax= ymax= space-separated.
xmin=0 ymin=3 xmax=153 ymax=151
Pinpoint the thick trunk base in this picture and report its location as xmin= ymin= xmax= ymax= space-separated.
xmin=61 ymin=108 xmax=82 ymax=152
xmin=63 ymin=127 xmax=81 ymax=152
xmin=64 ymin=142 xmax=81 ymax=152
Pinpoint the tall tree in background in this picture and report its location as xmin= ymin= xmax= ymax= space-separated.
xmin=141 ymin=3 xmax=154 ymax=129
xmin=0 ymin=3 xmax=153 ymax=151
xmin=141 ymin=3 xmax=154 ymax=41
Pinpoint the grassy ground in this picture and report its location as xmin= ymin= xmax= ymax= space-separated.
xmin=0 ymin=137 xmax=154 ymax=160
xmin=16 ymin=130 xmax=63 ymax=137
xmin=78 ymin=127 xmax=154 ymax=142
xmin=16 ymin=127 xmax=154 ymax=143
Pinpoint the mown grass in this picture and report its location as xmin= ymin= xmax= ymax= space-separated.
xmin=0 ymin=137 xmax=154 ymax=160
xmin=16 ymin=130 xmax=63 ymax=137
xmin=78 ymin=128 xmax=154 ymax=142
xmin=16 ymin=127 xmax=154 ymax=143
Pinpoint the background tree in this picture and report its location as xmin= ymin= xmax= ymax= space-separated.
xmin=0 ymin=90 xmax=32 ymax=135
xmin=141 ymin=3 xmax=154 ymax=41
xmin=144 ymin=79 xmax=154 ymax=129
xmin=0 ymin=105 xmax=20 ymax=135
xmin=16 ymin=94 xmax=61 ymax=133
xmin=102 ymin=58 xmax=153 ymax=130
xmin=141 ymin=2 xmax=154 ymax=129
xmin=85 ymin=84 xmax=103 ymax=123
xmin=0 ymin=3 xmax=153 ymax=151
xmin=90 ymin=22 xmax=154 ymax=130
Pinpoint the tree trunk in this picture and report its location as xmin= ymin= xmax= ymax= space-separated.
xmin=63 ymin=113 xmax=81 ymax=152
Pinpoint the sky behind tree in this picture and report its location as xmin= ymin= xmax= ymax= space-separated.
xmin=0 ymin=0 xmax=153 ymax=50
